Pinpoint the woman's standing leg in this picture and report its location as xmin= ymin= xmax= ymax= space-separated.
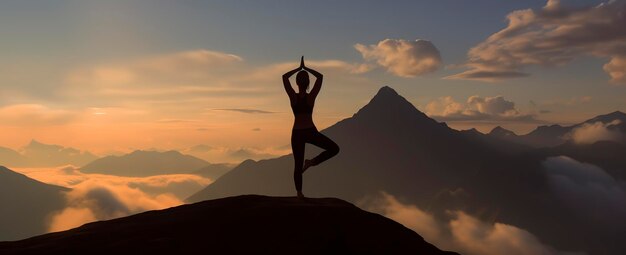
xmin=291 ymin=130 xmax=306 ymax=193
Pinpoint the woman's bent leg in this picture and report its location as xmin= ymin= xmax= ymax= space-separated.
xmin=307 ymin=131 xmax=339 ymax=167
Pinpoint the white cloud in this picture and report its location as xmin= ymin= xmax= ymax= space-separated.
xmin=426 ymin=95 xmax=537 ymax=122
xmin=48 ymin=207 xmax=97 ymax=232
xmin=542 ymin=156 xmax=626 ymax=226
xmin=569 ymin=120 xmax=623 ymax=144
xmin=604 ymin=56 xmax=626 ymax=85
xmin=361 ymin=192 xmax=441 ymax=241
xmin=12 ymin=166 xmax=211 ymax=232
xmin=361 ymin=192 xmax=573 ymax=255
xmin=447 ymin=0 xmax=626 ymax=84
xmin=48 ymin=180 xmax=181 ymax=232
xmin=355 ymin=39 xmax=442 ymax=77
xmin=448 ymin=211 xmax=558 ymax=255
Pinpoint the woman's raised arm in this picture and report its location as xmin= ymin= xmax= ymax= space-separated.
xmin=282 ymin=64 xmax=300 ymax=100
xmin=303 ymin=62 xmax=323 ymax=99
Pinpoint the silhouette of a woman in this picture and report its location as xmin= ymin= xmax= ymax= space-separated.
xmin=283 ymin=56 xmax=340 ymax=199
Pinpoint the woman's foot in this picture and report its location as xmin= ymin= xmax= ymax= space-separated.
xmin=303 ymin=159 xmax=313 ymax=172
xmin=297 ymin=191 xmax=305 ymax=199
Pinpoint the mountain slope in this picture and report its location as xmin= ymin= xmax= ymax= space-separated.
xmin=0 ymin=195 xmax=457 ymax=255
xmin=81 ymin=150 xmax=210 ymax=176
xmin=0 ymin=166 xmax=68 ymax=241
xmin=191 ymin=163 xmax=234 ymax=180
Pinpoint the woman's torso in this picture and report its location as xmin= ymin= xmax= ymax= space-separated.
xmin=291 ymin=94 xmax=316 ymax=130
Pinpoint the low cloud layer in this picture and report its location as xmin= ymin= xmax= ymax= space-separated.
xmin=542 ymin=156 xmax=626 ymax=227
xmin=355 ymin=39 xmax=442 ymax=77
xmin=13 ymin=166 xmax=211 ymax=232
xmin=361 ymin=192 xmax=570 ymax=255
xmin=447 ymin=0 xmax=626 ymax=84
xmin=426 ymin=95 xmax=537 ymax=122
xmin=569 ymin=120 xmax=624 ymax=144
xmin=48 ymin=180 xmax=181 ymax=232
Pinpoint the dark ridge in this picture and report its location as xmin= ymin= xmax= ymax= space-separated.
xmin=0 ymin=195 xmax=458 ymax=255
xmin=0 ymin=166 xmax=69 ymax=241
xmin=583 ymin=110 xmax=626 ymax=124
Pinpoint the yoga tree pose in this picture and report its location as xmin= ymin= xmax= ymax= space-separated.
xmin=283 ymin=56 xmax=340 ymax=199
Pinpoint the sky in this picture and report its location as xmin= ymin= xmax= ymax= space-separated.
xmin=1 ymin=0 xmax=625 ymax=162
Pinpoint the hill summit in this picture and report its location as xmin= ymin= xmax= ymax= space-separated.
xmin=80 ymin=150 xmax=210 ymax=177
xmin=0 ymin=195 xmax=457 ymax=255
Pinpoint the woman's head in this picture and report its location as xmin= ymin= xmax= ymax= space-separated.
xmin=296 ymin=71 xmax=309 ymax=92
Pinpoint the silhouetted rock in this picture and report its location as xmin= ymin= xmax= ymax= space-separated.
xmin=0 ymin=195 xmax=458 ymax=255
xmin=0 ymin=166 xmax=68 ymax=241
xmin=81 ymin=150 xmax=210 ymax=177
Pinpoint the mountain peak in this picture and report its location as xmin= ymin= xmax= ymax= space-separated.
xmin=352 ymin=86 xmax=440 ymax=128
xmin=461 ymin=128 xmax=483 ymax=136
xmin=489 ymin=126 xmax=517 ymax=137
xmin=81 ymin=149 xmax=209 ymax=177
xmin=28 ymin=139 xmax=42 ymax=146
xmin=608 ymin=110 xmax=625 ymax=116
xmin=376 ymin=85 xmax=399 ymax=96
xmin=584 ymin=110 xmax=626 ymax=124
xmin=25 ymin=139 xmax=56 ymax=149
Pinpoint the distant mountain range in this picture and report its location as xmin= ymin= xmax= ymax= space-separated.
xmin=0 ymin=166 xmax=68 ymax=241
xmin=81 ymin=150 xmax=230 ymax=179
xmin=0 ymin=195 xmax=457 ymax=255
xmin=188 ymin=86 xmax=626 ymax=255
xmin=0 ymin=140 xmax=98 ymax=168
xmin=0 ymin=141 xmax=234 ymax=179
xmin=486 ymin=111 xmax=626 ymax=147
